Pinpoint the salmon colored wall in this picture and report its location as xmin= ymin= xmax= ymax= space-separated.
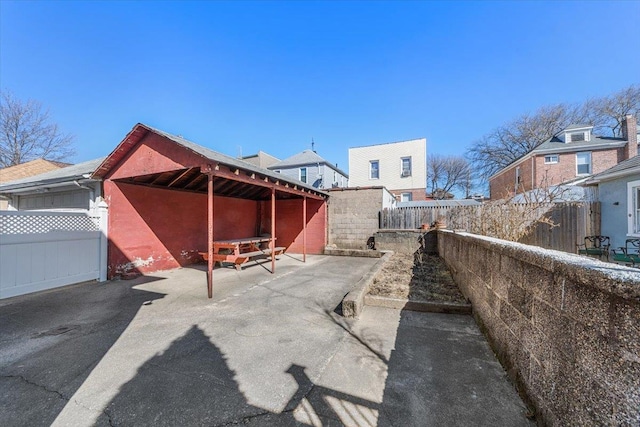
xmin=106 ymin=181 xmax=258 ymax=277
xmin=260 ymin=198 xmax=326 ymax=254
xmin=107 ymin=133 xmax=206 ymax=180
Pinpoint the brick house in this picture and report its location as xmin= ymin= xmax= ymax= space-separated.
xmin=489 ymin=115 xmax=638 ymax=199
xmin=348 ymin=138 xmax=427 ymax=202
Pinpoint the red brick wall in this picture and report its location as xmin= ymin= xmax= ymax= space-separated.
xmin=107 ymin=133 xmax=206 ymax=180
xmin=534 ymin=148 xmax=624 ymax=185
xmin=106 ymin=181 xmax=258 ymax=277
xmin=260 ymin=198 xmax=326 ymax=254
xmin=489 ymin=158 xmax=531 ymax=199
xmin=392 ymin=188 xmax=426 ymax=201
xmin=491 ymin=148 xmax=626 ymax=199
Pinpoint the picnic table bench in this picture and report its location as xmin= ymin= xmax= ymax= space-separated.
xmin=200 ymin=237 xmax=286 ymax=270
xmin=577 ymin=235 xmax=610 ymax=261
xmin=612 ymin=238 xmax=640 ymax=267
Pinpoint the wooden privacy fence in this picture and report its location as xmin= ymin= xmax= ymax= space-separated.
xmin=379 ymin=206 xmax=452 ymax=230
xmin=519 ymin=202 xmax=600 ymax=254
xmin=379 ymin=202 xmax=601 ymax=254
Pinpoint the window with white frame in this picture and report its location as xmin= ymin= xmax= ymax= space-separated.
xmin=515 ymin=166 xmax=521 ymax=190
xmin=628 ymin=180 xmax=640 ymax=236
xmin=300 ymin=167 xmax=307 ymax=183
xmin=370 ymin=160 xmax=379 ymax=179
xmin=401 ymin=192 xmax=412 ymax=202
xmin=401 ymin=157 xmax=412 ymax=177
xmin=576 ymin=152 xmax=591 ymax=175
xmin=544 ymin=154 xmax=559 ymax=164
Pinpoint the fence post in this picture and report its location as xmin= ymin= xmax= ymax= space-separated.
xmin=97 ymin=199 xmax=109 ymax=282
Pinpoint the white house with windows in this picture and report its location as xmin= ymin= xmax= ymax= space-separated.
xmin=348 ymin=138 xmax=427 ymax=201
xmin=584 ymin=155 xmax=640 ymax=250
xmin=267 ymin=149 xmax=348 ymax=190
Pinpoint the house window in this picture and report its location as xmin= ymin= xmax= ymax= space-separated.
xmin=515 ymin=166 xmax=521 ymax=190
xmin=401 ymin=157 xmax=412 ymax=177
xmin=576 ymin=152 xmax=591 ymax=175
xmin=544 ymin=154 xmax=559 ymax=164
xmin=569 ymin=132 xmax=585 ymax=142
xmin=401 ymin=192 xmax=412 ymax=202
xmin=628 ymin=180 xmax=640 ymax=236
xmin=300 ymin=167 xmax=307 ymax=183
xmin=370 ymin=160 xmax=379 ymax=179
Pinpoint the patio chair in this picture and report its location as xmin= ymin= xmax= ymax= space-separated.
xmin=577 ymin=235 xmax=610 ymax=261
xmin=611 ymin=238 xmax=640 ymax=267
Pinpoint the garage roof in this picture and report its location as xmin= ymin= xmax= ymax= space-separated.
xmin=92 ymin=123 xmax=327 ymax=201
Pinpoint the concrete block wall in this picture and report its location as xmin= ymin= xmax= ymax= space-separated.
xmin=374 ymin=230 xmax=425 ymax=254
xmin=327 ymin=188 xmax=383 ymax=249
xmin=438 ymin=230 xmax=640 ymax=426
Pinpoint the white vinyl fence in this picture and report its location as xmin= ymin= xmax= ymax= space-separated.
xmin=0 ymin=206 xmax=108 ymax=299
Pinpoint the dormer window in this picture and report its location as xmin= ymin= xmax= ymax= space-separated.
xmin=564 ymin=126 xmax=592 ymax=143
xmin=569 ymin=132 xmax=585 ymax=142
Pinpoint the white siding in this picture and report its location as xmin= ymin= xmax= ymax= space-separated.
xmin=348 ymin=139 xmax=426 ymax=190
xmin=382 ymin=188 xmax=397 ymax=209
xmin=275 ymin=164 xmax=348 ymax=189
xmin=18 ymin=189 xmax=90 ymax=210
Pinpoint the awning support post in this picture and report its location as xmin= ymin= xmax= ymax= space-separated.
xmin=303 ymin=196 xmax=307 ymax=263
xmin=271 ymin=187 xmax=276 ymax=273
xmin=207 ymin=173 xmax=214 ymax=298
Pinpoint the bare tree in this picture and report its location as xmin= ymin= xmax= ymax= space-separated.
xmin=427 ymin=154 xmax=472 ymax=199
xmin=467 ymin=103 xmax=584 ymax=180
xmin=466 ymin=84 xmax=640 ymax=182
xmin=0 ymin=91 xmax=75 ymax=167
xmin=586 ymin=85 xmax=640 ymax=137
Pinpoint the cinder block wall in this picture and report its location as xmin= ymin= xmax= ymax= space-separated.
xmin=374 ymin=230 xmax=428 ymax=254
xmin=327 ymin=188 xmax=382 ymax=249
xmin=438 ymin=230 xmax=640 ymax=426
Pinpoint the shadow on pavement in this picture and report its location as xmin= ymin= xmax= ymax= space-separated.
xmin=0 ymin=279 xmax=165 ymax=427
xmin=103 ymin=325 xmax=379 ymax=426
xmin=379 ymin=310 xmax=534 ymax=426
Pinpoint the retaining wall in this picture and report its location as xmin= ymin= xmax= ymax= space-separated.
xmin=438 ymin=230 xmax=640 ymax=426
xmin=374 ymin=229 xmax=437 ymax=254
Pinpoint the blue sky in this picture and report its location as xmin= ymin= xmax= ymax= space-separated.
xmin=1 ymin=1 xmax=639 ymax=174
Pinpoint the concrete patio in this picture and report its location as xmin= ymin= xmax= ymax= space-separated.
xmin=0 ymin=255 xmax=533 ymax=426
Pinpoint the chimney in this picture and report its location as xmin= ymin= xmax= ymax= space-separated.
xmin=622 ymin=114 xmax=638 ymax=159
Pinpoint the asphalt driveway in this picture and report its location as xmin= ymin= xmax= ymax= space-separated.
xmin=0 ymin=255 xmax=532 ymax=426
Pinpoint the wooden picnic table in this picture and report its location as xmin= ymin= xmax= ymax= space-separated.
xmin=200 ymin=236 xmax=285 ymax=270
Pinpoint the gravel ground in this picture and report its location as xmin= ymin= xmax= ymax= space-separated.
xmin=369 ymin=253 xmax=467 ymax=303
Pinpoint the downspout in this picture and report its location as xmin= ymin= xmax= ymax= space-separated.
xmin=531 ymin=156 xmax=535 ymax=190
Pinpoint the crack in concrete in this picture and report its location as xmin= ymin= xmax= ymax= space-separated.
xmin=212 ymin=409 xmax=274 ymax=426
xmin=3 ymin=373 xmax=69 ymax=402
xmin=3 ymin=375 xmax=116 ymax=427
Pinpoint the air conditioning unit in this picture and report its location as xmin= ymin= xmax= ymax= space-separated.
xmin=401 ymin=170 xmax=411 ymax=177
